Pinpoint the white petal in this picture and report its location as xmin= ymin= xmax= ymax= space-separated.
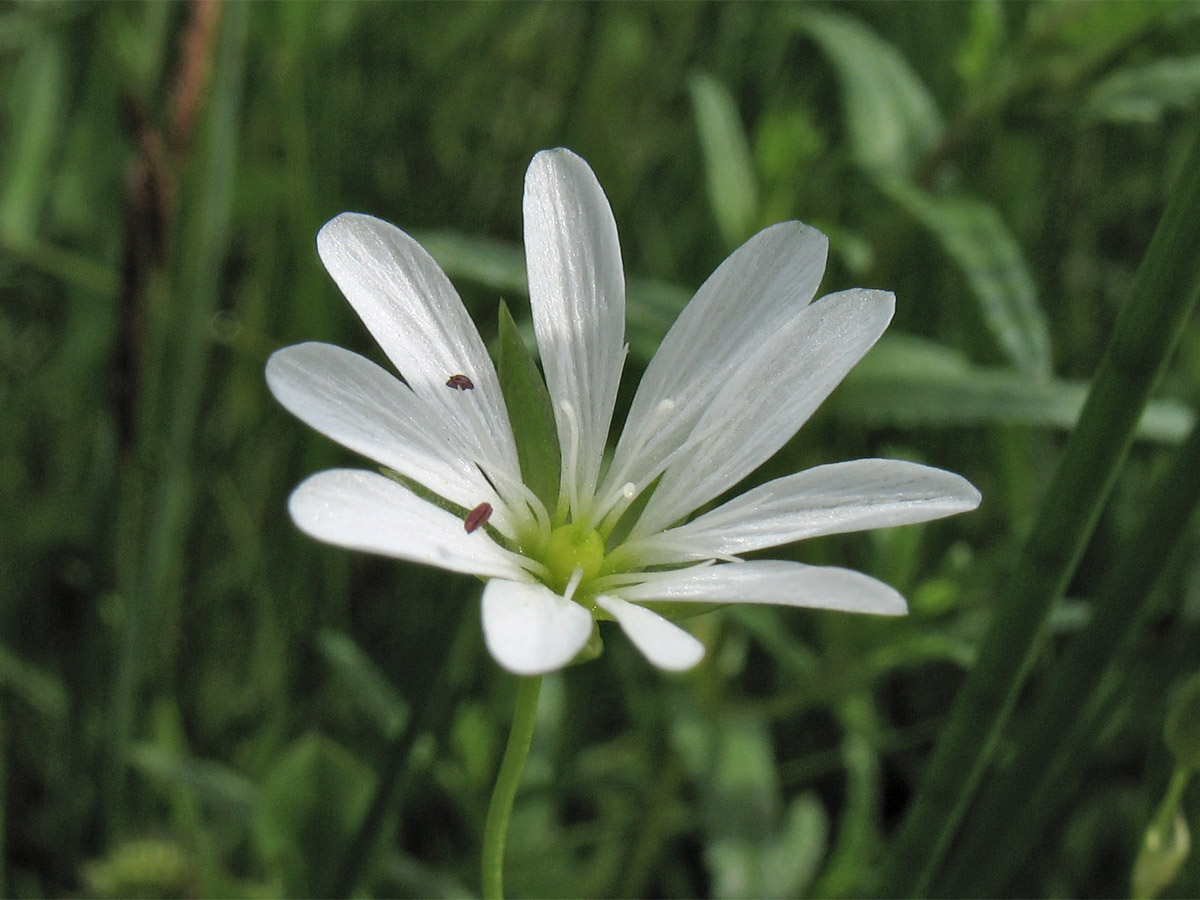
xmin=634 ymin=459 xmax=981 ymax=563
xmin=288 ymin=469 xmax=529 ymax=581
xmin=632 ymin=288 xmax=895 ymax=537
xmin=598 ymin=222 xmax=828 ymax=516
xmin=523 ymin=149 xmax=626 ymax=516
xmin=267 ymin=343 xmax=517 ymax=538
xmin=481 ymin=579 xmax=595 ymax=675
xmin=620 ymin=560 xmax=907 ymax=616
xmin=595 ymin=594 xmax=705 ymax=671
xmin=316 ymin=213 xmax=523 ymax=493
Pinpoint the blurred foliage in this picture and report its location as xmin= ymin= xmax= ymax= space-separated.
xmin=2 ymin=1 xmax=1200 ymax=897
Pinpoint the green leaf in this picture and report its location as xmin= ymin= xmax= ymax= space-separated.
xmin=834 ymin=334 xmax=1192 ymax=441
xmin=689 ymin=71 xmax=759 ymax=248
xmin=0 ymin=36 xmax=66 ymax=241
xmin=881 ymin=179 xmax=1052 ymax=377
xmin=759 ymin=793 xmax=829 ymax=898
xmin=252 ymin=733 xmax=377 ymax=898
xmin=673 ymin=709 xmax=826 ymax=899
xmin=496 ymin=300 xmax=561 ymax=513
xmin=0 ymin=644 xmax=68 ymax=724
xmin=1086 ymin=56 xmax=1200 ymax=124
xmin=316 ymin=629 xmax=409 ymax=737
xmin=794 ymin=9 xmax=944 ymax=176
xmin=954 ymin=0 xmax=1006 ymax=92
xmin=130 ymin=743 xmax=258 ymax=826
xmin=1029 ymin=0 xmax=1175 ymax=60
xmin=622 ymin=277 xmax=693 ymax=361
xmin=1164 ymin=671 xmax=1200 ymax=770
xmin=415 ymin=230 xmax=530 ymax=297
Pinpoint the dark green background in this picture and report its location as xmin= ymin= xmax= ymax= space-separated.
xmin=3 ymin=2 xmax=1199 ymax=897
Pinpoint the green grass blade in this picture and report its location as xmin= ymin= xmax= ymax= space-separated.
xmin=1086 ymin=56 xmax=1200 ymax=125
xmin=105 ymin=2 xmax=248 ymax=837
xmin=688 ymin=71 xmax=759 ymax=249
xmin=835 ymin=334 xmax=1192 ymax=441
xmin=876 ymin=128 xmax=1200 ymax=896
xmin=935 ymin=414 xmax=1200 ymax=895
xmin=881 ymin=179 xmax=1052 ymax=377
xmin=316 ymin=630 xmax=410 ymax=738
xmin=0 ymin=35 xmax=65 ymax=241
xmin=793 ymin=9 xmax=943 ymax=177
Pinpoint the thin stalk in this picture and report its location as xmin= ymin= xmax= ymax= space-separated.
xmin=481 ymin=675 xmax=543 ymax=900
xmin=1133 ymin=767 xmax=1194 ymax=900
xmin=1151 ymin=767 xmax=1192 ymax=839
xmin=937 ymin=413 xmax=1200 ymax=896
xmin=877 ymin=129 xmax=1200 ymax=896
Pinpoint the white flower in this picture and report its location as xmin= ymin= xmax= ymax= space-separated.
xmin=266 ymin=148 xmax=980 ymax=676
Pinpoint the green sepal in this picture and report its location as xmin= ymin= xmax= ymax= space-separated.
xmin=495 ymin=300 xmax=561 ymax=512
xmin=571 ymin=625 xmax=605 ymax=666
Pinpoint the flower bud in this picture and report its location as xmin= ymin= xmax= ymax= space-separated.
xmin=1132 ymin=811 xmax=1190 ymax=900
xmin=81 ymin=839 xmax=196 ymax=899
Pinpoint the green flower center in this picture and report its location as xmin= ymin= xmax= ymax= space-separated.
xmin=542 ymin=522 xmax=605 ymax=595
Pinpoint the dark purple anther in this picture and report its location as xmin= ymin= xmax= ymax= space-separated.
xmin=464 ymin=502 xmax=493 ymax=533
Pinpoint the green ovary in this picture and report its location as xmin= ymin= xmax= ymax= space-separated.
xmin=542 ymin=522 xmax=606 ymax=595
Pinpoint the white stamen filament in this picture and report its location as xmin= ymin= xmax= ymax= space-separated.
xmin=595 ymin=403 xmax=733 ymax=542
xmin=619 ymin=410 xmax=735 ymax=541
xmin=594 ymin=482 xmax=638 ymax=535
xmin=562 ymin=566 xmax=585 ymax=604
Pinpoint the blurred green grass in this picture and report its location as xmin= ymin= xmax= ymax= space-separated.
xmin=2 ymin=2 xmax=1199 ymax=897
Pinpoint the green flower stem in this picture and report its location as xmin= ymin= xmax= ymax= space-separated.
xmin=1133 ymin=767 xmax=1194 ymax=900
xmin=482 ymin=675 xmax=543 ymax=900
xmin=1151 ymin=767 xmax=1192 ymax=839
xmin=878 ymin=130 xmax=1200 ymax=896
xmin=937 ymin=413 xmax=1200 ymax=895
